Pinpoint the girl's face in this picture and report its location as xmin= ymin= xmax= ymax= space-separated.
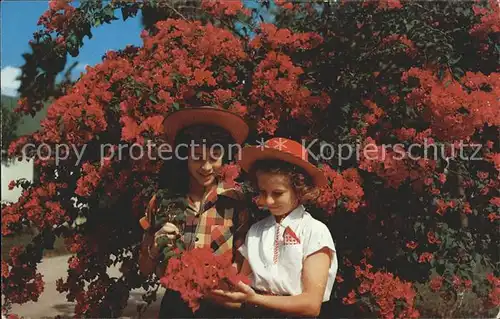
xmin=187 ymin=145 xmax=223 ymax=188
xmin=255 ymin=170 xmax=299 ymax=218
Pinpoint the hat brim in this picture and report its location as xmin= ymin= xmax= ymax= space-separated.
xmin=239 ymin=147 xmax=328 ymax=187
xmin=163 ymin=107 xmax=249 ymax=145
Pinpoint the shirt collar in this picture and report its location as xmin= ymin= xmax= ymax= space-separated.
xmin=265 ymin=205 xmax=306 ymax=227
xmin=186 ymin=182 xmax=233 ymax=216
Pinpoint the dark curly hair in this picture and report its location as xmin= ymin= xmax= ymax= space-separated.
xmin=248 ymin=159 xmax=320 ymax=204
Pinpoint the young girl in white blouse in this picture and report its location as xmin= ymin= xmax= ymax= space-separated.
xmin=212 ymin=137 xmax=338 ymax=318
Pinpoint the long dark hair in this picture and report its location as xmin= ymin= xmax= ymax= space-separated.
xmin=158 ymin=124 xmax=237 ymax=196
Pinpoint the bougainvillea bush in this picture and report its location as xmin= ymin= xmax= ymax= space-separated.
xmin=2 ymin=0 xmax=499 ymax=318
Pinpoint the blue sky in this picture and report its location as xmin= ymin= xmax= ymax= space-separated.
xmin=1 ymin=1 xmax=143 ymax=96
xmin=1 ymin=0 xmax=273 ymax=97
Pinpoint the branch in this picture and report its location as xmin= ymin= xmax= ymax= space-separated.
xmin=163 ymin=1 xmax=188 ymax=21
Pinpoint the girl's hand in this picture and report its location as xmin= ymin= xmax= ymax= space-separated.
xmin=154 ymin=222 xmax=180 ymax=249
xmin=211 ymin=281 xmax=257 ymax=303
xmin=156 ymin=222 xmax=180 ymax=237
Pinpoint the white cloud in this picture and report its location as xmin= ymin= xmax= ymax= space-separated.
xmin=1 ymin=66 xmax=21 ymax=97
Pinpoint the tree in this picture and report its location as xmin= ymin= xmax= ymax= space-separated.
xmin=2 ymin=0 xmax=499 ymax=318
xmin=1 ymin=96 xmax=22 ymax=158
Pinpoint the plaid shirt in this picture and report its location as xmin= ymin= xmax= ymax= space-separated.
xmin=145 ymin=182 xmax=250 ymax=259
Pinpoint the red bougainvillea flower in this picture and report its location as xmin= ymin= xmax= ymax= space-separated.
xmin=470 ymin=0 xmax=500 ymax=39
xmin=377 ymin=0 xmax=403 ymax=10
xmin=336 ymin=274 xmax=345 ymax=283
xmin=429 ymin=276 xmax=443 ymax=291
xmin=402 ymin=68 xmax=500 ymax=141
xmin=1 ymin=261 xmax=10 ymax=278
xmin=1 ymin=247 xmax=45 ymax=304
xmin=381 ymin=34 xmax=416 ymax=57
xmin=489 ymin=197 xmax=500 ymax=207
xmin=435 ymin=199 xmax=456 ymax=216
xmin=349 ymin=263 xmax=419 ymax=319
xmin=216 ymin=164 xmax=241 ymax=189
xmin=406 ymin=241 xmax=418 ymax=250
xmin=462 ymin=202 xmax=473 ymax=215
xmin=250 ymin=23 xmax=324 ymax=52
xmin=249 ymin=50 xmax=329 ymax=134
xmin=317 ymin=166 xmax=364 ymax=214
xmin=7 ymin=180 xmax=16 ymax=190
xmin=201 ymin=0 xmax=250 ymax=18
xmin=342 ymin=290 xmax=357 ymax=305
xmin=486 ymin=273 xmax=500 ymax=306
xmin=427 ymin=232 xmax=441 ymax=245
xmin=358 ymin=137 xmax=437 ymax=190
xmin=418 ymin=252 xmax=434 ymax=263
xmin=3 ymin=2 xmax=499 ymax=317
xmin=160 ymin=247 xmax=250 ymax=312
xmin=487 ymin=213 xmax=499 ymax=222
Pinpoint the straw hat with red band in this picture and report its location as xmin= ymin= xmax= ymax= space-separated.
xmin=239 ymin=137 xmax=328 ymax=187
xmin=163 ymin=106 xmax=249 ymax=145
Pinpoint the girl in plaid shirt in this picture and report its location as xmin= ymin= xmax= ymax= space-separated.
xmin=138 ymin=107 xmax=250 ymax=318
xmin=212 ymin=137 xmax=338 ymax=318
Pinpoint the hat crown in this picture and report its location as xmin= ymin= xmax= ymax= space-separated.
xmin=264 ymin=137 xmax=308 ymax=161
xmin=163 ymin=106 xmax=249 ymax=145
xmin=239 ymin=137 xmax=328 ymax=187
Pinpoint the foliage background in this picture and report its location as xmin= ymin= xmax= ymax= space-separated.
xmin=2 ymin=0 xmax=499 ymax=318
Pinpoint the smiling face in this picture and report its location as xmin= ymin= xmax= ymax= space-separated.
xmin=255 ymin=170 xmax=299 ymax=218
xmin=187 ymin=145 xmax=223 ymax=188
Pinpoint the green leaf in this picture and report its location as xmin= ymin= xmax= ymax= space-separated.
xmin=174 ymin=213 xmax=185 ymax=222
xmin=161 ymin=198 xmax=171 ymax=207
xmin=156 ymin=236 xmax=170 ymax=248
xmin=452 ymin=67 xmax=465 ymax=79
xmin=413 ymin=221 xmax=422 ymax=234
xmin=449 ymin=55 xmax=462 ymax=65
xmin=121 ymin=7 xmax=130 ymax=21
xmin=163 ymin=248 xmax=176 ymax=258
xmin=445 ymin=262 xmax=456 ymax=273
xmin=437 ymin=68 xmax=445 ymax=80
xmin=67 ymin=34 xmax=78 ymax=46
xmin=474 ymin=253 xmax=482 ymax=264
xmin=176 ymin=239 xmax=185 ymax=251
xmin=102 ymin=6 xmax=116 ymax=22
xmin=430 ymin=257 xmax=435 ymax=267
xmin=149 ymin=95 xmax=158 ymax=104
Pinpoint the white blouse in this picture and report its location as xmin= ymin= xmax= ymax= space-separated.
xmin=239 ymin=205 xmax=338 ymax=301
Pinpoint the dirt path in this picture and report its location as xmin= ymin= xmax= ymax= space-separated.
xmin=7 ymin=255 xmax=165 ymax=319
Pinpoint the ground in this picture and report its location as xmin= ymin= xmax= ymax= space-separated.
xmin=7 ymin=255 xmax=165 ymax=319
